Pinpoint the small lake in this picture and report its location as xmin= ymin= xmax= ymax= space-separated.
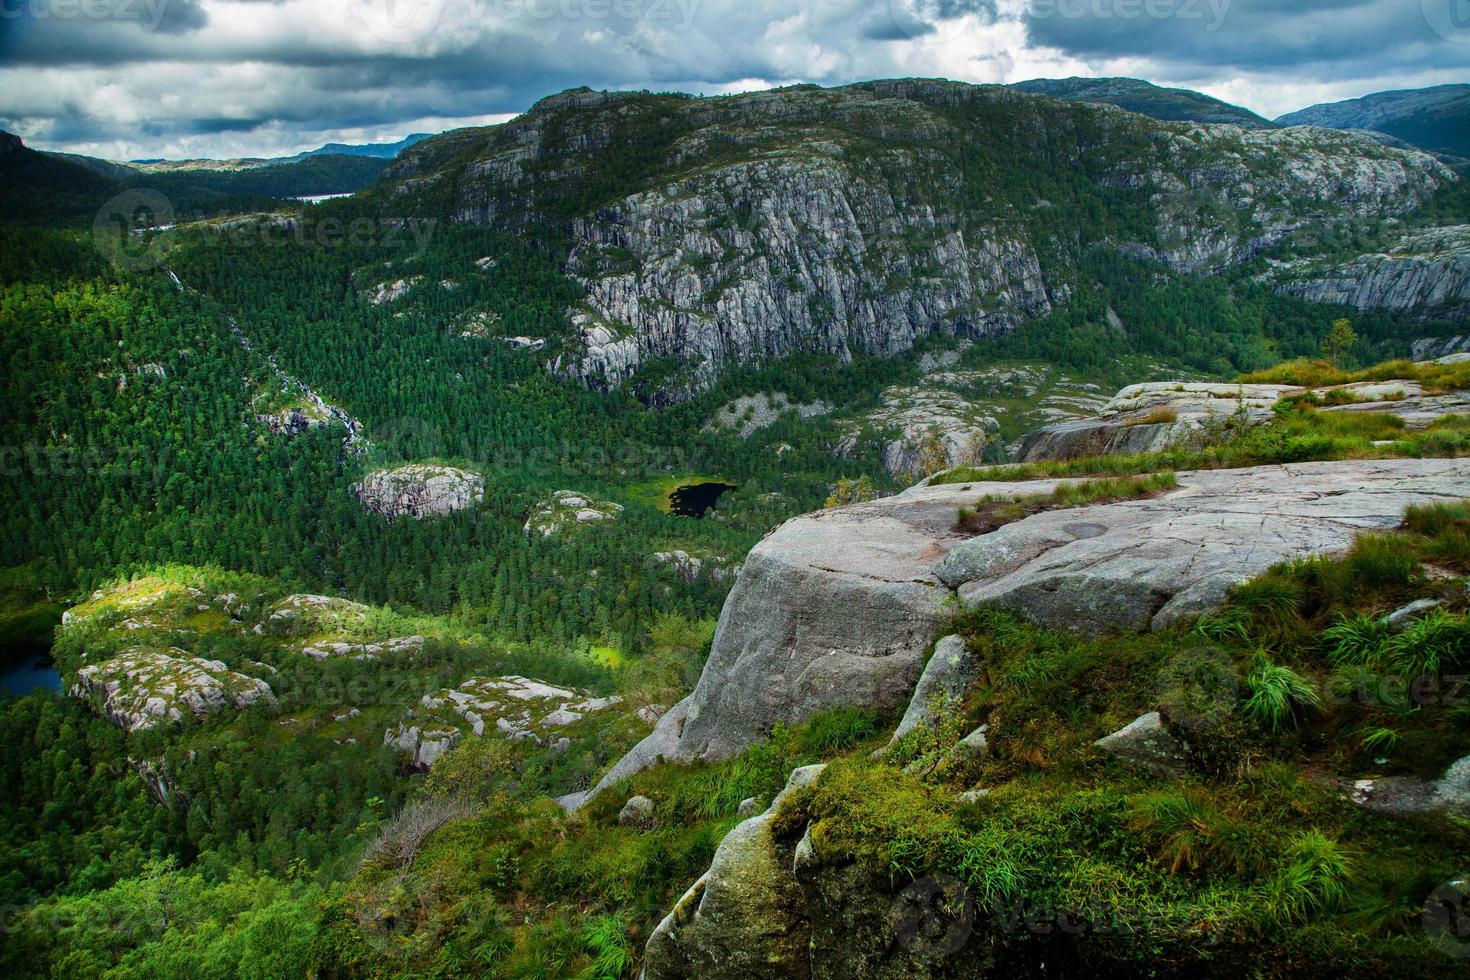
xmin=668 ymin=481 xmax=737 ymax=518
xmin=1 ymin=650 xmax=62 ymax=697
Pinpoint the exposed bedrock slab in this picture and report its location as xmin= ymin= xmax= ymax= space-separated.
xmin=597 ymin=458 xmax=1470 ymax=785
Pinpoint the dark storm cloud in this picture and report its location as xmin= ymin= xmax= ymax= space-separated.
xmin=1021 ymin=0 xmax=1466 ymax=73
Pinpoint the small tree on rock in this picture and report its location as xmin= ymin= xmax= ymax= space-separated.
xmin=1321 ymin=318 xmax=1357 ymax=369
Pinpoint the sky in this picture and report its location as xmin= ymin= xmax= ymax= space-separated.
xmin=0 ymin=0 xmax=1467 ymax=161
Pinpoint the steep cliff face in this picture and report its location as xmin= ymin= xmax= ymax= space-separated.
xmin=1270 ymin=225 xmax=1470 ymax=315
xmin=378 ymin=80 xmax=1454 ymax=395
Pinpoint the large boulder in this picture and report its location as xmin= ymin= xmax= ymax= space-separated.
xmin=354 ymin=464 xmax=484 ymax=519
xmin=595 ymin=458 xmax=1470 ymax=785
xmin=642 ymin=765 xmax=825 ymax=980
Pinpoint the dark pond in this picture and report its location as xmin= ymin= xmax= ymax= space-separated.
xmin=668 ymin=481 xmax=737 ymax=518
xmin=1 ymin=648 xmax=62 ymax=697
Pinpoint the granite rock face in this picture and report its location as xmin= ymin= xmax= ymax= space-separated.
xmin=598 ymin=458 xmax=1470 ymax=781
xmin=354 ymin=464 xmax=484 ymax=519
xmin=75 ymin=648 xmax=275 ymax=732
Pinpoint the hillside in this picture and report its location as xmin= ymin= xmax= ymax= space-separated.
xmin=372 ymin=80 xmax=1455 ymax=397
xmin=1010 ymin=76 xmax=1276 ymax=128
xmin=1277 ymin=84 xmax=1470 ymax=161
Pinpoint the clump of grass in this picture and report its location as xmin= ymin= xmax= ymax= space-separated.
xmin=954 ymin=473 xmax=1176 ymax=533
xmin=1240 ymin=652 xmax=1321 ymax=731
xmin=1404 ymin=500 xmax=1470 ymax=571
xmin=1340 ymin=533 xmax=1421 ymax=593
xmin=1051 ymin=471 xmax=1177 ymax=506
xmin=796 ymin=706 xmax=879 ymax=754
xmin=1122 ymin=406 xmax=1179 ymax=427
xmin=1240 ymin=356 xmax=1470 ymax=394
xmin=1385 ymin=609 xmax=1470 ymax=679
xmin=1258 ymin=830 xmax=1352 ymax=924
xmin=578 ymin=912 xmax=634 ymax=980
xmin=1321 ymin=613 xmax=1391 ymax=668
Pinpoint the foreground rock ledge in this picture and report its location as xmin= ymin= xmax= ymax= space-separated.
xmin=588 ymin=458 xmax=1470 ymax=796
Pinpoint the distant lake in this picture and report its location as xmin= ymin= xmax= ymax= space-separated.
xmin=668 ymin=481 xmax=737 ymax=518
xmin=292 ymin=193 xmax=354 ymax=204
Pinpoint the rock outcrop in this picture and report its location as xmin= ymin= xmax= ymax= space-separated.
xmin=1015 ymin=377 xmax=1470 ymax=463
xmin=642 ymin=765 xmax=825 ymax=980
xmin=354 ymin=464 xmax=484 ymax=519
xmin=264 ymin=594 xmax=370 ymax=635
xmin=887 ymin=635 xmax=977 ymax=747
xmin=1094 ymin=712 xmax=1190 ymax=776
xmin=384 ymin=675 xmax=623 ymax=770
xmin=75 ymin=648 xmax=275 ymax=731
xmin=1271 ymin=225 xmax=1470 ymax=316
xmin=594 ymin=458 xmax=1470 ymax=786
xmin=524 ymin=490 xmax=622 ymax=536
xmin=300 ymin=635 xmax=424 ymax=661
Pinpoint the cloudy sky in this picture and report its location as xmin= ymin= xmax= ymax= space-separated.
xmin=1 ymin=0 xmax=1466 ymax=160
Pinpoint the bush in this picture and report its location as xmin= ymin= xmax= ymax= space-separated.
xmin=362 ymin=797 xmax=472 ymax=869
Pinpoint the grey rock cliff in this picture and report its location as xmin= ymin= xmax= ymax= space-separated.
xmin=1271 ymin=225 xmax=1470 ymax=316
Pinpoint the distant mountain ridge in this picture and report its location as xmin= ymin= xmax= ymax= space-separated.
xmin=1276 ymin=84 xmax=1470 ymax=160
xmin=0 ymin=130 xmax=394 ymax=222
xmin=1009 ymin=76 xmax=1276 ymax=129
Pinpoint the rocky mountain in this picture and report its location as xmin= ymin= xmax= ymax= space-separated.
xmin=1010 ymin=76 xmax=1276 ymax=128
xmin=278 ymin=133 xmax=430 ymax=164
xmin=376 ymin=80 xmax=1454 ymax=399
xmin=1276 ymin=84 xmax=1470 ymax=161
